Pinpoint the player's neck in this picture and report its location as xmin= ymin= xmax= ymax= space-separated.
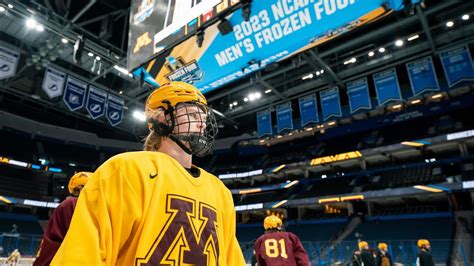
xmin=158 ymin=138 xmax=192 ymax=168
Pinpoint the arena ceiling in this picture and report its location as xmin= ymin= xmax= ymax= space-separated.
xmin=0 ymin=0 xmax=472 ymax=142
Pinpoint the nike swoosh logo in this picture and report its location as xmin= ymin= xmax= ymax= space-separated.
xmin=149 ymin=173 xmax=157 ymax=179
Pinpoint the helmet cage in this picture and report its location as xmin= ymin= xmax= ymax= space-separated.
xmin=150 ymin=101 xmax=217 ymax=157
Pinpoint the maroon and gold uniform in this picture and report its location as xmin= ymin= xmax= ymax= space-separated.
xmin=33 ymin=197 xmax=77 ymax=266
xmin=51 ymin=151 xmax=245 ymax=265
xmin=254 ymin=231 xmax=310 ymax=266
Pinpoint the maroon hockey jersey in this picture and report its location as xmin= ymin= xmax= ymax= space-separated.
xmin=254 ymin=231 xmax=310 ymax=266
xmin=33 ymin=197 xmax=78 ymax=266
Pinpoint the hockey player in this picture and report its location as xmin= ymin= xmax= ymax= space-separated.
xmin=254 ymin=215 xmax=309 ymax=266
xmin=359 ymin=241 xmax=376 ymax=266
xmin=376 ymin=242 xmax=392 ymax=266
xmin=416 ymin=239 xmax=435 ymax=266
xmin=33 ymin=171 xmax=92 ymax=266
xmin=51 ymin=81 xmax=245 ymax=265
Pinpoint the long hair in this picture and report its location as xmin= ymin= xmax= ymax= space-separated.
xmin=143 ymin=130 xmax=163 ymax=151
xmin=143 ymin=108 xmax=165 ymax=151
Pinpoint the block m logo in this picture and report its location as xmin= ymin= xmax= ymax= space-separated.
xmin=136 ymin=194 xmax=219 ymax=265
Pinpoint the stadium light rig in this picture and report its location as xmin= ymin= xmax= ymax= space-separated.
xmin=407 ymin=34 xmax=419 ymax=41
xmin=132 ymin=110 xmax=146 ymax=122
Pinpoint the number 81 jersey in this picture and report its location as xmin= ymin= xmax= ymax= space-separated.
xmin=254 ymin=231 xmax=310 ymax=266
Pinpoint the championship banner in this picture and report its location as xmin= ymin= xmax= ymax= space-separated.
xmin=0 ymin=46 xmax=20 ymax=80
xmin=42 ymin=67 xmax=66 ymax=98
xmin=439 ymin=46 xmax=474 ymax=87
xmin=373 ymin=68 xmax=401 ymax=106
xmin=347 ymin=78 xmax=371 ymax=113
xmin=86 ymin=86 xmax=107 ymax=119
xmin=406 ymin=56 xmax=439 ymax=96
xmin=63 ymin=76 xmax=87 ymax=111
xmin=299 ymin=94 xmax=319 ymax=127
xmin=129 ymin=0 xmax=417 ymax=93
xmin=276 ymin=102 xmax=293 ymax=133
xmin=320 ymin=87 xmax=342 ymax=121
xmin=257 ymin=109 xmax=272 ymax=137
xmin=106 ymin=94 xmax=124 ymax=127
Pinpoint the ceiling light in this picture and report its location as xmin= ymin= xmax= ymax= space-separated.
xmin=61 ymin=38 xmax=68 ymax=44
xmin=368 ymin=51 xmax=375 ymax=57
xmin=233 ymin=101 xmax=238 ymax=106
xmin=26 ymin=18 xmax=37 ymax=28
xmin=248 ymin=94 xmax=256 ymax=101
xmin=328 ymin=121 xmax=336 ymax=126
xmin=229 ymin=103 xmax=233 ymax=108
xmin=265 ymin=89 xmax=272 ymax=94
xmin=413 ymin=185 xmax=443 ymax=193
xmin=410 ymin=99 xmax=421 ymax=104
xmin=462 ymin=14 xmax=469 ymax=20
xmin=431 ymin=93 xmax=443 ymax=99
xmin=395 ymin=39 xmax=404 ymax=47
xmin=35 ymin=24 xmax=44 ymax=32
xmin=255 ymin=92 xmax=261 ymax=99
xmin=378 ymin=47 xmax=386 ymax=53
xmin=276 ymin=135 xmax=282 ymax=139
xmin=259 ymin=139 xmax=265 ymax=143
xmin=244 ymin=97 xmax=248 ymax=102
xmin=305 ymin=127 xmax=313 ymax=131
xmin=8 ymin=4 xmax=13 ymax=8
xmin=88 ymin=52 xmax=93 ymax=57
xmin=132 ymin=110 xmax=146 ymax=122
xmin=95 ymin=56 xmax=101 ymax=61
xmin=320 ymin=69 xmax=324 ymax=74
xmin=407 ymin=34 xmax=419 ymax=41
xmin=302 ymin=73 xmax=314 ymax=80
xmin=446 ymin=21 xmax=454 ymax=27
xmin=316 ymin=71 xmax=320 ymax=76
xmin=114 ymin=65 xmax=130 ymax=75
xmin=0 ymin=6 xmax=5 ymax=12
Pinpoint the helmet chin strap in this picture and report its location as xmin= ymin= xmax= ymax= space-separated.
xmin=150 ymin=115 xmax=208 ymax=157
xmin=168 ymin=134 xmax=193 ymax=155
xmin=171 ymin=133 xmax=209 ymax=157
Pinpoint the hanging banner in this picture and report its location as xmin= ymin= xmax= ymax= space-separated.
xmin=347 ymin=78 xmax=371 ymax=113
xmin=406 ymin=56 xmax=439 ymax=96
xmin=320 ymin=87 xmax=342 ymax=121
xmin=0 ymin=46 xmax=20 ymax=80
xmin=63 ymin=76 xmax=87 ymax=111
xmin=299 ymin=94 xmax=319 ymax=127
xmin=106 ymin=94 xmax=124 ymax=127
xmin=373 ymin=68 xmax=401 ymax=106
xmin=276 ymin=102 xmax=293 ymax=133
xmin=257 ymin=109 xmax=272 ymax=137
xmin=439 ymin=46 xmax=474 ymax=87
xmin=42 ymin=67 xmax=66 ymax=98
xmin=129 ymin=0 xmax=417 ymax=93
xmin=86 ymin=86 xmax=107 ymax=119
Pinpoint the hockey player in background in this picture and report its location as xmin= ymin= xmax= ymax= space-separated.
xmin=33 ymin=171 xmax=92 ymax=266
xmin=254 ymin=215 xmax=310 ymax=266
xmin=416 ymin=239 xmax=435 ymax=266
